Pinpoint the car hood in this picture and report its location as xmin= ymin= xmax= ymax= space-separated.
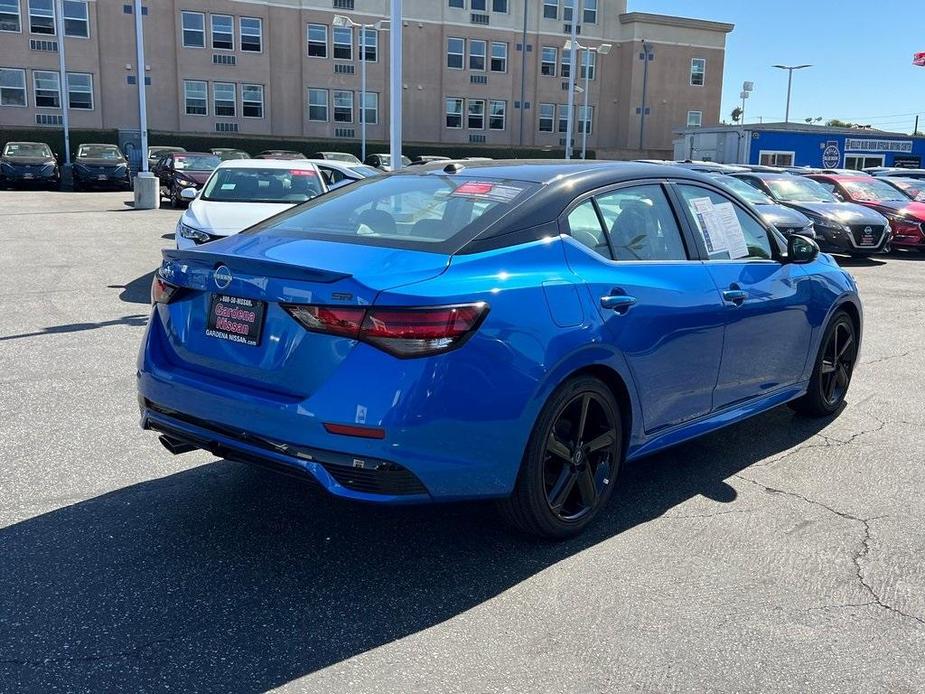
xmin=184 ymin=199 xmax=297 ymax=233
xmin=175 ymin=170 xmax=213 ymax=184
xmin=853 ymin=199 xmax=925 ymax=221
xmin=75 ymin=158 xmax=127 ymax=167
xmin=783 ymin=201 xmax=887 ymax=224
xmin=2 ymin=156 xmax=55 ymax=166
xmin=756 ymin=203 xmax=810 ymax=228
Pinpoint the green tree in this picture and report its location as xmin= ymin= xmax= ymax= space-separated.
xmin=731 ymin=107 xmax=743 ymax=123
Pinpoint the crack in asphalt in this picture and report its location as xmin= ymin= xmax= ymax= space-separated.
xmin=752 ymin=413 xmax=886 ymax=468
xmin=734 ymin=474 xmax=925 ymax=628
xmin=861 ymin=351 xmax=914 ymax=366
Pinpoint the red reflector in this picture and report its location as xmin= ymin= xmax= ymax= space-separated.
xmin=151 ymin=276 xmax=179 ymax=304
xmin=324 ymin=422 xmax=386 ymax=439
xmin=454 ymin=182 xmax=494 ymax=195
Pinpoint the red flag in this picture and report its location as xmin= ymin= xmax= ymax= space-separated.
xmin=914 ymin=52 xmax=925 ymax=67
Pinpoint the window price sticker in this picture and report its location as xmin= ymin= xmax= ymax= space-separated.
xmin=688 ymin=197 xmax=750 ymax=259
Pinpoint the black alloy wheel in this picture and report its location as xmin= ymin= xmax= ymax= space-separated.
xmin=792 ymin=311 xmax=857 ymax=417
xmin=500 ymin=376 xmax=622 ymax=538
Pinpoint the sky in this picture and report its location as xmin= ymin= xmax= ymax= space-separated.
xmin=630 ymin=0 xmax=925 ymax=134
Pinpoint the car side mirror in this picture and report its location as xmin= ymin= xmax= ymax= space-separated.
xmin=787 ymin=233 xmax=819 ymax=264
xmin=180 ymin=188 xmax=198 ymax=201
xmin=833 ymin=193 xmax=845 ymax=202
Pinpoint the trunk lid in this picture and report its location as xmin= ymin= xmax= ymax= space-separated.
xmin=156 ymin=232 xmax=449 ymax=396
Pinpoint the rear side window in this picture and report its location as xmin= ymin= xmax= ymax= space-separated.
xmin=677 ymin=184 xmax=774 ymax=261
xmin=566 ymin=200 xmax=611 ymax=258
xmin=250 ymin=175 xmax=539 ymax=252
xmin=595 ymin=185 xmax=688 ymax=261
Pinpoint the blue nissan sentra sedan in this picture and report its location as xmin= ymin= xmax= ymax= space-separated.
xmin=138 ymin=161 xmax=861 ymax=538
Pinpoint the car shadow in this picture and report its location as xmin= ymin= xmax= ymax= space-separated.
xmin=108 ymin=270 xmax=157 ymax=305
xmin=834 ymin=255 xmax=886 ymax=267
xmin=887 ymin=249 xmax=925 ymax=261
xmin=0 ymin=314 xmax=148 ymax=342
xmin=0 ymin=404 xmax=836 ymax=691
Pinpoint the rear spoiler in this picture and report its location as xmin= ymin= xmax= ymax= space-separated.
xmin=161 ymin=247 xmax=351 ymax=284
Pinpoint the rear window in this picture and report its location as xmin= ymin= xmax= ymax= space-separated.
xmin=201 ymin=167 xmax=325 ymax=204
xmin=248 ymin=175 xmax=539 ymax=252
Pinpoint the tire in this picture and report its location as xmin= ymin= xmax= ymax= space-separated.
xmin=170 ymin=184 xmax=181 ymax=208
xmin=791 ymin=311 xmax=857 ymax=417
xmin=498 ymin=376 xmax=622 ymax=539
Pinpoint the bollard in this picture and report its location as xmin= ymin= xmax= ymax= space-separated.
xmin=133 ymin=171 xmax=159 ymax=209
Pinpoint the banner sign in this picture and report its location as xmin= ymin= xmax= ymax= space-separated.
xmin=845 ymin=139 xmax=914 ymax=153
xmin=914 ymin=52 xmax=925 ymax=67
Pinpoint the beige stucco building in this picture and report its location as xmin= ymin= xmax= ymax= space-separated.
xmin=0 ymin=0 xmax=733 ymax=155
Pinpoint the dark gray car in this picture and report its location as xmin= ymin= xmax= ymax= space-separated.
xmin=710 ymin=174 xmax=815 ymax=239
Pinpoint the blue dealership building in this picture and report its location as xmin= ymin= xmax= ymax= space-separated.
xmin=673 ymin=122 xmax=925 ymax=169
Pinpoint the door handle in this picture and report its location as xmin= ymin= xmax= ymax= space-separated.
xmin=600 ymin=294 xmax=637 ymax=314
xmin=722 ymin=289 xmax=748 ymax=306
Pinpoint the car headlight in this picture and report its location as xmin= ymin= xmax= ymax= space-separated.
xmin=176 ymin=177 xmax=197 ymax=187
xmin=41 ymin=163 xmax=56 ymax=174
xmin=114 ymin=164 xmax=127 ymax=174
xmin=1 ymin=161 xmax=14 ymax=172
xmin=176 ymin=221 xmax=210 ymax=243
xmin=811 ymin=216 xmax=849 ymax=232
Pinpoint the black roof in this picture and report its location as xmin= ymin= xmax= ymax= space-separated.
xmin=731 ymin=171 xmax=795 ymax=181
xmin=398 ymin=159 xmax=713 ymax=186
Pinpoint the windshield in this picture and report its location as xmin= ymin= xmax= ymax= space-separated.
xmin=249 ymin=175 xmax=539 ymax=252
xmin=888 ymin=179 xmax=925 ymax=202
xmin=840 ymin=179 xmax=909 ymax=202
xmin=716 ymin=176 xmax=773 ymax=205
xmin=215 ymin=150 xmax=250 ymax=161
xmin=3 ymin=143 xmax=52 ymax=158
xmin=323 ymin=152 xmax=361 ymax=163
xmin=201 ymin=167 xmax=325 ymax=203
xmin=174 ymin=154 xmax=221 ymax=171
xmin=150 ymin=147 xmax=183 ymax=157
xmin=77 ymin=145 xmax=122 ymax=160
xmin=765 ymin=177 xmax=838 ymax=203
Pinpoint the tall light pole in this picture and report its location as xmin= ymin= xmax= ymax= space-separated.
xmin=772 ymin=64 xmax=811 ymax=123
xmin=563 ymin=0 xmax=581 ymax=159
xmin=134 ymin=0 xmax=149 ymax=171
xmin=333 ymin=15 xmax=390 ymax=162
xmin=565 ymin=39 xmax=611 ymax=160
xmin=389 ymin=0 xmax=402 ymax=170
xmin=638 ymin=39 xmax=654 ymax=150
xmin=53 ymin=0 xmax=70 ymax=168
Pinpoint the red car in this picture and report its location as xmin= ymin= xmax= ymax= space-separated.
xmin=805 ymin=174 xmax=925 ymax=252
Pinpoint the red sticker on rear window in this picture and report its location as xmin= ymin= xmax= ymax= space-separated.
xmin=454 ymin=182 xmax=494 ymax=195
xmin=289 ymin=169 xmax=317 ymax=176
xmin=450 ymin=180 xmax=524 ymax=203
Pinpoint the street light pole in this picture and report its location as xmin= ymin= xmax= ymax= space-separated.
xmin=581 ymin=48 xmax=590 ymax=159
xmin=389 ymin=0 xmax=402 ymax=170
xmin=772 ymin=64 xmax=811 ymax=123
xmin=134 ymin=0 xmax=148 ymax=172
xmin=53 ymin=0 xmax=70 ymax=167
xmin=639 ymin=39 xmax=652 ymax=151
xmin=564 ymin=0 xmax=581 ymax=159
xmin=360 ymin=26 xmax=366 ymax=162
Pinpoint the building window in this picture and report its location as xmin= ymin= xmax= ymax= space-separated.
xmin=32 ymin=70 xmax=59 ymax=107
xmin=467 ymin=98 xmax=485 ymax=129
xmin=489 ymin=99 xmax=505 ymax=130
xmin=333 ymin=89 xmax=353 ymax=122
xmin=28 ymin=0 xmax=54 ymax=34
xmin=471 ymin=0 xmax=486 ymax=10
xmin=490 ymin=42 xmax=507 ymax=72
xmin=307 ymin=88 xmax=328 ymax=121
xmin=361 ymin=91 xmax=378 ymax=125
xmin=558 ymin=103 xmax=570 ymax=132
xmin=538 ymin=102 xmax=554 ymax=132
xmin=333 ymin=26 xmax=352 ymax=60
xmin=686 ymin=110 xmax=702 ymax=127
xmin=759 ymin=151 xmax=795 ymax=167
xmin=445 ymin=97 xmax=463 ymax=128
xmin=360 ymin=28 xmax=377 ymax=62
xmin=0 ymin=68 xmax=27 ymax=106
xmin=690 ymin=58 xmax=705 ymax=86
xmin=448 ymin=0 xmax=464 ymax=7
xmin=307 ymin=23 xmax=327 ymax=58
xmin=61 ymin=1 xmax=88 ymax=37
xmin=240 ymin=17 xmax=262 ymax=53
xmin=578 ymin=105 xmax=592 ymax=134
xmin=213 ymin=82 xmax=235 ymax=116
xmin=181 ymin=11 xmax=204 ymax=48
xmin=542 ymin=0 xmax=557 ymax=20
xmin=580 ymin=50 xmax=595 ymax=80
xmin=562 ymin=0 xmax=574 ymax=22
xmin=469 ymin=39 xmax=486 ymax=71
xmin=67 ymin=72 xmax=92 ymax=109
xmin=0 ymin=0 xmax=21 ymax=32
xmin=493 ymin=0 xmax=508 ymax=11
xmin=560 ymin=50 xmax=572 ymax=79
xmin=211 ymin=14 xmax=233 ymax=50
xmin=540 ymin=46 xmax=557 ymax=76
xmin=447 ymin=37 xmax=464 ymax=69
xmin=583 ymin=0 xmax=597 ymax=23
xmin=242 ymin=83 xmax=263 ymax=118
xmin=184 ymin=80 xmax=207 ymax=115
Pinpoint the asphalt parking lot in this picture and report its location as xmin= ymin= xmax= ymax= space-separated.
xmin=1 ymin=189 xmax=923 ymax=693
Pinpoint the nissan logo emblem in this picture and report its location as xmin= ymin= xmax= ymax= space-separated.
xmin=213 ymin=265 xmax=232 ymax=289
xmin=864 ymin=226 xmax=872 ymax=234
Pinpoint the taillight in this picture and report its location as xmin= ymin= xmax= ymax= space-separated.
xmin=151 ymin=275 xmax=180 ymax=305
xmin=282 ymin=302 xmax=488 ymax=357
